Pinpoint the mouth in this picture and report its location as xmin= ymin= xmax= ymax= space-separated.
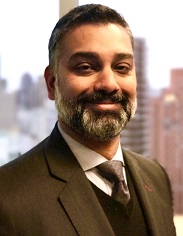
xmin=86 ymin=100 xmax=121 ymax=110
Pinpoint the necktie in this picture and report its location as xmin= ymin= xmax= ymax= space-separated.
xmin=97 ymin=160 xmax=130 ymax=204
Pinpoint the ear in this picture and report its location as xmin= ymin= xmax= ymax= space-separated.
xmin=44 ymin=65 xmax=56 ymax=100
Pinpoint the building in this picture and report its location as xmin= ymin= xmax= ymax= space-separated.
xmin=121 ymin=38 xmax=150 ymax=156
xmin=150 ymin=68 xmax=183 ymax=213
xmin=0 ymin=78 xmax=16 ymax=131
xmin=16 ymin=73 xmax=56 ymax=146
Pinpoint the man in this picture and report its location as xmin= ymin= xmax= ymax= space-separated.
xmin=0 ymin=4 xmax=175 ymax=236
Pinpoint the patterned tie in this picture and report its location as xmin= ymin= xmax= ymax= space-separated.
xmin=97 ymin=160 xmax=130 ymax=204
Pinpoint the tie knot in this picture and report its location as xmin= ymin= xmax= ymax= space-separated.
xmin=97 ymin=160 xmax=124 ymax=183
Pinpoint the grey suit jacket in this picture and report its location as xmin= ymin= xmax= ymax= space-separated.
xmin=0 ymin=124 xmax=176 ymax=236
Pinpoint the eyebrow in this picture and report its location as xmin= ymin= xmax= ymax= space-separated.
xmin=68 ymin=51 xmax=134 ymax=62
xmin=69 ymin=52 xmax=100 ymax=62
xmin=113 ymin=53 xmax=134 ymax=61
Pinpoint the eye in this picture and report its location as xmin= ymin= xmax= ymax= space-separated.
xmin=114 ymin=64 xmax=131 ymax=75
xmin=74 ymin=63 xmax=95 ymax=75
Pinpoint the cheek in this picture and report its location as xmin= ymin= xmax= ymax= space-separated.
xmin=58 ymin=79 xmax=88 ymax=99
xmin=120 ymin=80 xmax=137 ymax=98
xmin=59 ymin=75 xmax=94 ymax=98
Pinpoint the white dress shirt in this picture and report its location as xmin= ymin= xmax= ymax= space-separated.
xmin=58 ymin=124 xmax=127 ymax=196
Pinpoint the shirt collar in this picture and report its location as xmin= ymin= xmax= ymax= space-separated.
xmin=58 ymin=123 xmax=124 ymax=171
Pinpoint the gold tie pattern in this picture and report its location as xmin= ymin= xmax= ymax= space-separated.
xmin=97 ymin=160 xmax=130 ymax=204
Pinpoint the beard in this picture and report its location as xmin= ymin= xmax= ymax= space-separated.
xmin=55 ymin=81 xmax=136 ymax=141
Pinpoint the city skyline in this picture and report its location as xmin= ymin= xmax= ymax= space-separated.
xmin=0 ymin=0 xmax=183 ymax=91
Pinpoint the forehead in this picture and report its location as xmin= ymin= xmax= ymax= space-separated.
xmin=60 ymin=23 xmax=133 ymax=57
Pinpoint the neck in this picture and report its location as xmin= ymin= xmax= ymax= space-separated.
xmin=59 ymin=120 xmax=120 ymax=160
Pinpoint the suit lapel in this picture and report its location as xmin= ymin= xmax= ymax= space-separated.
xmin=58 ymin=167 xmax=115 ymax=236
xmin=44 ymin=125 xmax=115 ymax=236
xmin=123 ymin=149 xmax=175 ymax=236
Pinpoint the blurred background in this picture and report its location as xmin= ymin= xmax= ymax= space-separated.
xmin=0 ymin=0 xmax=182 ymax=234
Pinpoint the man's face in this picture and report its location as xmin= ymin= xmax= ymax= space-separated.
xmin=49 ymin=23 xmax=137 ymax=141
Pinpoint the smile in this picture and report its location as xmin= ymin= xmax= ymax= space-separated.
xmin=86 ymin=101 xmax=120 ymax=110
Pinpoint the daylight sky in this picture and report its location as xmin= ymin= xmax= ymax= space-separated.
xmin=0 ymin=0 xmax=183 ymax=91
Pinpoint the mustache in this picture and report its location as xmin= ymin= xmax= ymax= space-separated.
xmin=77 ymin=91 xmax=130 ymax=104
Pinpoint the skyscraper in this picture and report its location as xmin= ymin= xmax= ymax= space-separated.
xmin=121 ymin=38 xmax=150 ymax=156
xmin=150 ymin=68 xmax=183 ymax=213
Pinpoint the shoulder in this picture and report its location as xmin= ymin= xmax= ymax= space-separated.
xmin=0 ymin=138 xmax=49 ymax=222
xmin=122 ymin=148 xmax=172 ymax=194
xmin=0 ymin=124 xmax=63 ymax=181
xmin=0 ymin=138 xmax=47 ymax=186
xmin=0 ymin=124 xmax=71 ymax=194
xmin=123 ymin=148 xmax=162 ymax=170
xmin=122 ymin=148 xmax=171 ymax=186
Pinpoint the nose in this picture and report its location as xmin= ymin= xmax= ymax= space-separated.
xmin=94 ymin=68 xmax=120 ymax=94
